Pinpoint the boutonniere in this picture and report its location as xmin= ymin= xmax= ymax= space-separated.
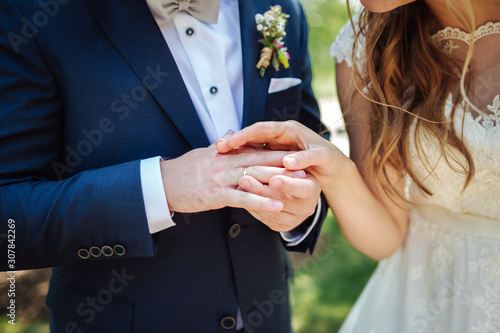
xmin=255 ymin=5 xmax=290 ymax=77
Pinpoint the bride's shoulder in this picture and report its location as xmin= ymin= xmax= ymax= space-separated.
xmin=330 ymin=13 xmax=366 ymax=68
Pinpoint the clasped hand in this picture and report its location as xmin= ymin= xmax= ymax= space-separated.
xmin=161 ymin=131 xmax=321 ymax=232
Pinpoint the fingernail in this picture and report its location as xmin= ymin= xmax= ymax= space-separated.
xmin=272 ymin=200 xmax=283 ymax=211
xmin=284 ymin=157 xmax=298 ymax=168
xmin=294 ymin=170 xmax=306 ymax=178
xmin=240 ymin=179 xmax=251 ymax=189
xmin=217 ymin=130 xmax=234 ymax=144
xmin=223 ymin=129 xmax=234 ymax=139
xmin=270 ymin=179 xmax=282 ymax=188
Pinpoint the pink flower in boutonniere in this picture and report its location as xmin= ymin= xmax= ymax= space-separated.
xmin=255 ymin=5 xmax=290 ymax=77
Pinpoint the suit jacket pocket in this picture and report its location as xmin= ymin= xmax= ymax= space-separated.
xmin=264 ymin=83 xmax=301 ymax=122
xmin=47 ymin=273 xmax=134 ymax=333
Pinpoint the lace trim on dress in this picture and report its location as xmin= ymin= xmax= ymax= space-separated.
xmin=444 ymin=93 xmax=500 ymax=130
xmin=431 ymin=22 xmax=500 ymax=45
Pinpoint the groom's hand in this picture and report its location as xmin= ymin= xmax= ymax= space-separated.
xmin=160 ymin=145 xmax=305 ymax=214
xmin=236 ymin=168 xmax=321 ymax=232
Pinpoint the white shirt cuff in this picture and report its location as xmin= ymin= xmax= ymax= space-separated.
xmin=281 ymin=197 xmax=322 ymax=247
xmin=140 ymin=156 xmax=176 ymax=234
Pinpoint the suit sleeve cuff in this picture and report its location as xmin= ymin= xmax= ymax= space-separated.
xmin=140 ymin=156 xmax=175 ymax=234
xmin=280 ymin=197 xmax=322 ymax=247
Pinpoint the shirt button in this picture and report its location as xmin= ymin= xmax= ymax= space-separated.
xmin=220 ymin=316 xmax=236 ymax=330
xmin=229 ymin=223 xmax=241 ymax=238
xmin=186 ymin=27 xmax=194 ymax=36
xmin=210 ymin=86 xmax=218 ymax=95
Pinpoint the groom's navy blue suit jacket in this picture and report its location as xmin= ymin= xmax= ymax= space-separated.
xmin=0 ymin=0 xmax=328 ymax=331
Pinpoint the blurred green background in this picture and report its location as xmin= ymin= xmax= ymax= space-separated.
xmin=0 ymin=0 xmax=377 ymax=332
xmin=302 ymin=0 xmax=349 ymax=98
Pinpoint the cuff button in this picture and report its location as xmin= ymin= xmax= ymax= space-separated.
xmin=89 ymin=246 xmax=102 ymax=258
xmin=78 ymin=249 xmax=90 ymax=260
xmin=113 ymin=244 xmax=126 ymax=256
xmin=220 ymin=316 xmax=236 ymax=330
xmin=101 ymin=245 xmax=113 ymax=257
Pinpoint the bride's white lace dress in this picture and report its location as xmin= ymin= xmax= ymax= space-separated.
xmin=331 ymin=17 xmax=500 ymax=333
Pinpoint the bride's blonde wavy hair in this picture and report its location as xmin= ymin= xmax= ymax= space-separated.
xmin=347 ymin=0 xmax=499 ymax=197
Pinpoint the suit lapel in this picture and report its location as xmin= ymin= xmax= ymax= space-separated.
xmin=239 ymin=0 xmax=273 ymax=127
xmin=82 ymin=0 xmax=210 ymax=149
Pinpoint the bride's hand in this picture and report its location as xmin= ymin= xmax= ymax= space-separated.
xmin=216 ymin=120 xmax=349 ymax=189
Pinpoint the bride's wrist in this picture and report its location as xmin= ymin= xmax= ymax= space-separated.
xmin=320 ymin=154 xmax=357 ymax=191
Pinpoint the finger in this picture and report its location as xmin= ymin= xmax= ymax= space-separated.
xmin=282 ymin=147 xmax=335 ymax=172
xmin=246 ymin=206 xmax=311 ymax=232
xmin=248 ymin=211 xmax=298 ymax=232
xmin=216 ymin=122 xmax=284 ymax=152
xmin=269 ymin=175 xmax=320 ymax=200
xmin=239 ymin=177 xmax=318 ymax=232
xmin=226 ymin=188 xmax=284 ymax=212
xmin=242 ymin=202 xmax=297 ymax=231
xmin=233 ymin=142 xmax=269 ymax=150
xmin=239 ymin=176 xmax=288 ymax=201
xmin=235 ymin=150 xmax=298 ymax=168
xmin=215 ymin=129 xmax=235 ymax=146
xmin=231 ymin=142 xmax=304 ymax=152
xmin=239 ymin=176 xmax=315 ymax=220
xmin=210 ymin=151 xmax=301 ymax=188
xmin=244 ymin=166 xmax=305 ymax=184
xmin=226 ymin=165 xmax=303 ymax=188
xmin=216 ymin=121 xmax=307 ymax=153
xmin=229 ymin=142 xmax=275 ymax=151
xmin=223 ymin=146 xmax=269 ymax=155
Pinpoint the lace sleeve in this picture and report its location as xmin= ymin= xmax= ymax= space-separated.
xmin=330 ymin=14 xmax=365 ymax=69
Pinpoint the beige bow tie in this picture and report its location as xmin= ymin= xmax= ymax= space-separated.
xmin=147 ymin=0 xmax=220 ymax=24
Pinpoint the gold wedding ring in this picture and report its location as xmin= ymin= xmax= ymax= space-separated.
xmin=262 ymin=143 xmax=267 ymax=149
